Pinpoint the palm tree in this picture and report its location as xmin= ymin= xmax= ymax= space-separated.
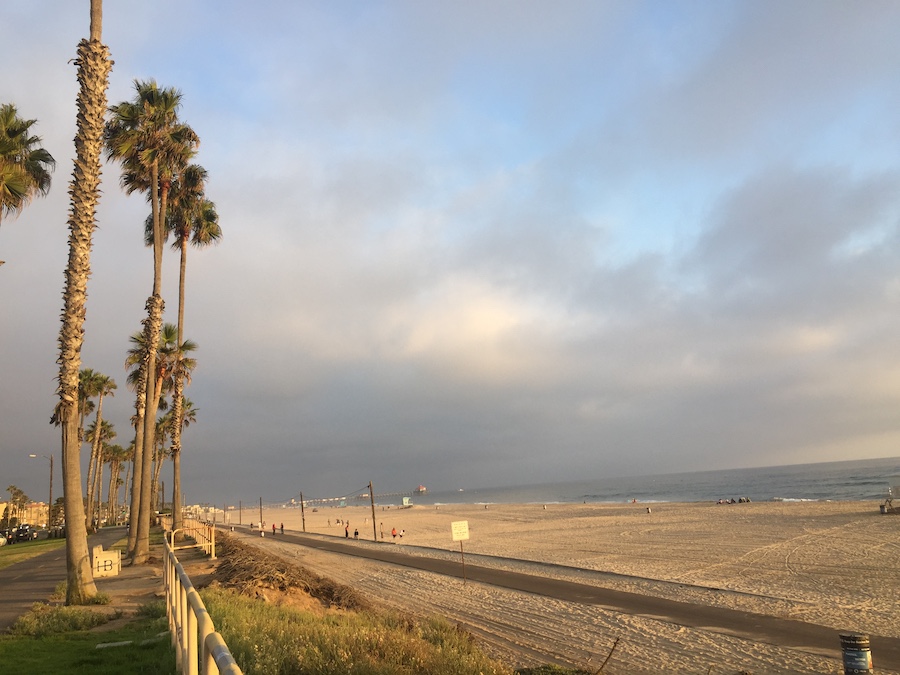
xmin=85 ymin=373 xmax=116 ymax=530
xmin=151 ymin=414 xmax=171 ymax=514
xmin=5 ymin=486 xmax=28 ymax=527
xmin=105 ymin=80 xmax=198 ymax=564
xmin=104 ymin=443 xmax=127 ymax=526
xmin=77 ymin=368 xmax=101 ymax=443
xmin=85 ymin=416 xmax=115 ymax=528
xmin=120 ymin=442 xmax=135 ymax=526
xmin=122 ymin=328 xmax=149 ymax=554
xmin=55 ymin=0 xmax=111 ymax=604
xmin=0 ymin=102 xmax=55 ymax=265
xmin=166 ymin=164 xmax=220 ymax=533
xmin=170 ymin=397 xmax=198 ymax=518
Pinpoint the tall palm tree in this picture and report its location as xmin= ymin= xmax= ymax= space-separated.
xmin=55 ymin=0 xmax=111 ymax=604
xmin=105 ymin=80 xmax=198 ymax=564
xmin=0 ymin=102 xmax=55 ymax=265
xmin=77 ymin=368 xmax=101 ymax=443
xmin=123 ymin=324 xmax=194 ymax=539
xmin=85 ymin=373 xmax=115 ymax=530
xmin=165 ymin=168 xmax=219 ymax=532
xmin=104 ymin=443 xmax=127 ymax=526
xmin=86 ymin=417 xmax=115 ymax=528
xmin=170 ymin=396 xmax=198 ymax=517
xmin=122 ymin=328 xmax=149 ymax=553
xmin=151 ymin=414 xmax=171 ymax=514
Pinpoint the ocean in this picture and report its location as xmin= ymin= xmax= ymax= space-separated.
xmin=400 ymin=456 xmax=900 ymax=507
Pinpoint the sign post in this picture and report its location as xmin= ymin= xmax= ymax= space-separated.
xmin=450 ymin=520 xmax=470 ymax=584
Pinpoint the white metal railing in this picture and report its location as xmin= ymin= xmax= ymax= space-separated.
xmin=161 ymin=516 xmax=216 ymax=558
xmin=164 ymin=524 xmax=240 ymax=675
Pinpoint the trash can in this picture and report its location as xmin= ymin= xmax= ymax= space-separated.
xmin=839 ymin=632 xmax=873 ymax=674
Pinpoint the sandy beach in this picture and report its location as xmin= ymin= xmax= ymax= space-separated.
xmin=229 ymin=500 xmax=898 ymax=674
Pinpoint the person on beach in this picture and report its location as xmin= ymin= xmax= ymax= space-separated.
xmin=280 ymin=522 xmax=284 ymax=534
xmin=345 ymin=523 xmax=350 ymax=538
xmin=400 ymin=529 xmax=405 ymax=538
xmin=272 ymin=523 xmax=276 ymax=536
xmin=354 ymin=528 xmax=359 ymax=539
xmin=391 ymin=527 xmax=397 ymax=539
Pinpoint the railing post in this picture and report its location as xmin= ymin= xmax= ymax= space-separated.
xmin=186 ymin=606 xmax=198 ymax=675
xmin=172 ymin=583 xmax=184 ymax=670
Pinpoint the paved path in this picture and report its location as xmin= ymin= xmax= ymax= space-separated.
xmin=0 ymin=528 xmax=124 ymax=632
xmin=259 ymin=527 xmax=900 ymax=671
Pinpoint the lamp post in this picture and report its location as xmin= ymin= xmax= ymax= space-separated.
xmin=28 ymin=454 xmax=53 ymax=528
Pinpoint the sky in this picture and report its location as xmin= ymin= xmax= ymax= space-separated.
xmin=2 ymin=1 xmax=900 ymax=506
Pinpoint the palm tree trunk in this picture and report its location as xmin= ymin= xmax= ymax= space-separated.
xmin=106 ymin=458 xmax=118 ymax=525
xmin=151 ymin=442 xmax=164 ymax=513
xmin=134 ymin=293 xmax=163 ymax=564
xmin=133 ymin=150 xmax=166 ymax=565
xmin=172 ymin=236 xmax=188 ymax=534
xmin=56 ymin=11 xmax=111 ymax=602
xmin=85 ymin=393 xmax=105 ymax=530
xmin=123 ymin=458 xmax=132 ymax=529
xmin=94 ymin=460 xmax=104 ymax=526
xmin=127 ymin=376 xmax=146 ymax=554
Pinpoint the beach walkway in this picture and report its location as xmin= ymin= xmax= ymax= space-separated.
xmin=0 ymin=527 xmax=124 ymax=632
xmin=259 ymin=527 xmax=900 ymax=672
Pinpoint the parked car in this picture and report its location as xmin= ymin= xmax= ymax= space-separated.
xmin=1 ymin=529 xmax=14 ymax=545
xmin=14 ymin=525 xmax=36 ymax=542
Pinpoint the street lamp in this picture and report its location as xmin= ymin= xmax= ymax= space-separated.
xmin=28 ymin=454 xmax=53 ymax=529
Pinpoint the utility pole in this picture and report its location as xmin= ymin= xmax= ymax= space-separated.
xmin=300 ymin=492 xmax=306 ymax=532
xmin=369 ymin=481 xmax=377 ymax=541
xmin=48 ymin=455 xmax=53 ymax=528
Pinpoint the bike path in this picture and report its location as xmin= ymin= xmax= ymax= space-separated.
xmin=0 ymin=528 xmax=124 ymax=632
xmin=262 ymin=527 xmax=900 ymax=671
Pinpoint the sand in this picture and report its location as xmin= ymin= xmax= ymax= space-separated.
xmin=226 ymin=500 xmax=898 ymax=674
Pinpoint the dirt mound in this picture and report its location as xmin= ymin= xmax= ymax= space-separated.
xmin=212 ymin=533 xmax=370 ymax=611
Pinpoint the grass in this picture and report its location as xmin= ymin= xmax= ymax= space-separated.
xmin=0 ymin=538 xmax=65 ymax=570
xmin=0 ymin=528 xmax=592 ymax=674
xmin=0 ymin=587 xmax=591 ymax=675
xmin=0 ymin=601 xmax=174 ymax=675
xmin=203 ymin=585 xmax=516 ymax=675
xmin=9 ymin=603 xmax=117 ymax=637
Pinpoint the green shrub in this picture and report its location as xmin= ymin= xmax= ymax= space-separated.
xmin=137 ymin=599 xmax=166 ymax=619
xmin=10 ymin=603 xmax=115 ymax=637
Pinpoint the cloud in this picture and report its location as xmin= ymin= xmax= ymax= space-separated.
xmin=3 ymin=2 xmax=900 ymax=503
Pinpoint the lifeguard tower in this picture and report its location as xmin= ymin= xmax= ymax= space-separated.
xmin=882 ymin=476 xmax=900 ymax=514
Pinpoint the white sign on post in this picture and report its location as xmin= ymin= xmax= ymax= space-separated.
xmin=451 ymin=520 xmax=469 ymax=541
xmin=450 ymin=520 xmax=470 ymax=584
